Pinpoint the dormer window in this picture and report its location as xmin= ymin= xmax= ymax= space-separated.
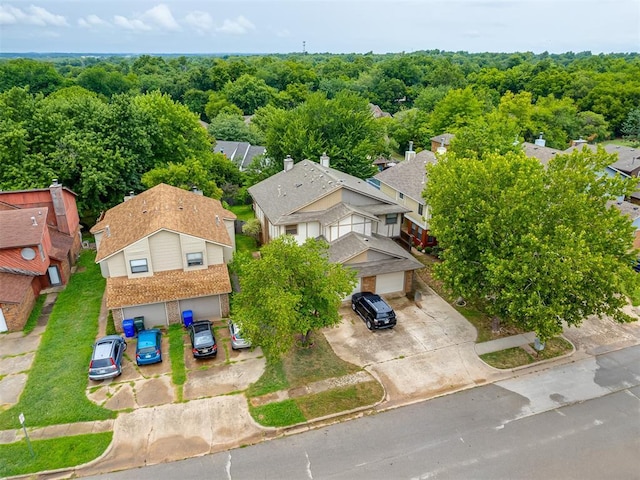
xmin=130 ymin=258 xmax=149 ymax=273
xmin=186 ymin=252 xmax=204 ymax=267
xmin=385 ymin=214 xmax=398 ymax=225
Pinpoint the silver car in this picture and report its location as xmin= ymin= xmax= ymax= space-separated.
xmin=89 ymin=335 xmax=127 ymax=380
xmin=228 ymin=320 xmax=251 ymax=350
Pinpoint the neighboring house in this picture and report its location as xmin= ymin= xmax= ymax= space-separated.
xmin=214 ymin=141 xmax=266 ymax=171
xmin=90 ymin=183 xmax=236 ymax=331
xmin=0 ymin=181 xmax=81 ymax=332
xmin=375 ymin=148 xmax=439 ymax=249
xmin=430 ymin=133 xmax=454 ymax=153
xmin=248 ymin=155 xmax=423 ymax=296
xmin=369 ymin=103 xmax=392 ymax=119
xmin=522 ymin=141 xmax=562 ymax=168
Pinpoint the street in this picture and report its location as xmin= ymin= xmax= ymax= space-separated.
xmin=84 ymin=345 xmax=640 ymax=480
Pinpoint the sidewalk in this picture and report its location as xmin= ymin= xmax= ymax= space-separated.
xmin=475 ymin=332 xmax=537 ymax=355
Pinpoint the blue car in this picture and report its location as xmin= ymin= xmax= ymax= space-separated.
xmin=135 ymin=329 xmax=162 ymax=366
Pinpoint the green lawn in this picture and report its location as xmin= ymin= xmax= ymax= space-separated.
xmin=480 ymin=337 xmax=573 ymax=369
xmin=246 ymin=333 xmax=381 ymax=427
xmin=168 ymin=323 xmax=187 ymax=401
xmin=22 ymin=294 xmax=46 ymax=335
xmin=0 ymin=432 xmax=112 ymax=478
xmin=0 ymin=251 xmax=114 ymax=430
xmin=228 ymin=204 xmax=255 ymax=222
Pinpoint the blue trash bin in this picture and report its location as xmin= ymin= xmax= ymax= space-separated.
xmin=123 ymin=319 xmax=135 ymax=338
xmin=182 ymin=310 xmax=193 ymax=328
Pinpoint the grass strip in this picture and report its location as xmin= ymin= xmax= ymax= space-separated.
xmin=22 ymin=294 xmax=46 ymax=335
xmin=228 ymin=204 xmax=254 ymax=221
xmin=168 ymin=323 xmax=187 ymax=401
xmin=246 ymin=359 xmax=288 ymax=397
xmin=296 ymin=381 xmax=384 ymax=419
xmin=0 ymin=431 xmax=112 ymax=478
xmin=249 ymin=399 xmax=306 ymax=427
xmin=0 ymin=251 xmax=114 ymax=430
xmin=480 ymin=337 xmax=573 ymax=369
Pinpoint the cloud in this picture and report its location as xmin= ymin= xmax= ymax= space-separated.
xmin=216 ymin=15 xmax=255 ymax=35
xmin=78 ymin=14 xmax=109 ymax=29
xmin=0 ymin=4 xmax=68 ymax=27
xmin=114 ymin=15 xmax=152 ymax=31
xmin=144 ymin=4 xmax=181 ymax=31
xmin=184 ymin=11 xmax=214 ymax=34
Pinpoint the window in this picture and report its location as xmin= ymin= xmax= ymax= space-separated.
xmin=418 ymin=203 xmax=424 ymax=215
xmin=398 ymin=192 xmax=404 ymax=200
xmin=130 ymin=258 xmax=148 ymax=273
xmin=186 ymin=252 xmax=204 ymax=267
xmin=285 ymin=225 xmax=298 ymax=235
xmin=385 ymin=214 xmax=398 ymax=225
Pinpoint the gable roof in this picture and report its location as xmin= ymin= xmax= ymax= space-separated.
xmin=329 ymin=232 xmax=423 ymax=276
xmin=248 ymin=159 xmax=403 ymax=224
xmin=564 ymin=144 xmax=640 ymax=175
xmin=214 ymin=141 xmax=266 ymax=171
xmin=90 ymin=183 xmax=236 ymax=262
xmin=430 ymin=133 xmax=455 ymax=145
xmin=374 ymin=150 xmax=437 ymax=203
xmin=0 ymin=272 xmax=34 ymax=304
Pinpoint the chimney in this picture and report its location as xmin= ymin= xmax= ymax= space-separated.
xmin=534 ymin=133 xmax=546 ymax=147
xmin=49 ymin=179 xmax=72 ymax=235
xmin=124 ymin=191 xmax=135 ymax=202
xmin=284 ymin=155 xmax=294 ymax=172
xmin=191 ymin=185 xmax=203 ymax=195
xmin=572 ymin=138 xmax=587 ymax=148
xmin=405 ymin=141 xmax=416 ymax=162
xmin=320 ymin=152 xmax=330 ymax=168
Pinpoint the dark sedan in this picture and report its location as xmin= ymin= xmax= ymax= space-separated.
xmin=189 ymin=320 xmax=217 ymax=358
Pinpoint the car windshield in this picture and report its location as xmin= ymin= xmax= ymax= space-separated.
xmin=195 ymin=333 xmax=213 ymax=346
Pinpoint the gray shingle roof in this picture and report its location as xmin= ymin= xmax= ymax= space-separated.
xmin=248 ymin=159 xmax=402 ymax=224
xmin=329 ymin=232 xmax=423 ymax=272
xmin=214 ymin=141 xmax=266 ymax=170
xmin=564 ymin=144 xmax=640 ymax=175
xmin=374 ymin=150 xmax=437 ymax=203
xmin=522 ymin=142 xmax=562 ymax=167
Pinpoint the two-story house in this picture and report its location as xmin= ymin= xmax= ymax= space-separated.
xmin=248 ymin=155 xmax=423 ymax=296
xmin=0 ymin=181 xmax=82 ymax=331
xmin=374 ymin=149 xmax=439 ymax=249
xmin=90 ymin=183 xmax=236 ymax=331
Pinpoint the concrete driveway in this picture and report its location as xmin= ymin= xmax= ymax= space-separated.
xmin=324 ymin=288 xmax=496 ymax=406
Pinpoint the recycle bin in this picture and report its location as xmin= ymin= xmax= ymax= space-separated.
xmin=123 ymin=319 xmax=135 ymax=338
xmin=133 ymin=316 xmax=145 ymax=333
xmin=182 ymin=310 xmax=193 ymax=328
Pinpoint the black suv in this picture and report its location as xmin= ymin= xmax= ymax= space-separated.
xmin=189 ymin=320 xmax=217 ymax=358
xmin=351 ymin=292 xmax=396 ymax=330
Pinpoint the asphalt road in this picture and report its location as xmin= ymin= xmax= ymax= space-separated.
xmin=85 ymin=345 xmax=640 ymax=480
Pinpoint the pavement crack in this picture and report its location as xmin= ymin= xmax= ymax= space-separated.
xmin=226 ymin=452 xmax=232 ymax=480
xmin=305 ymin=451 xmax=313 ymax=479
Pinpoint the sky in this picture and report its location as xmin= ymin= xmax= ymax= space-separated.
xmin=0 ymin=0 xmax=638 ymax=55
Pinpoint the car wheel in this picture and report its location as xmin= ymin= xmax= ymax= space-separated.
xmin=366 ymin=319 xmax=373 ymax=330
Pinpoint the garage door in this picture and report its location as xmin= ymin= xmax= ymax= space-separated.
xmin=123 ymin=302 xmax=168 ymax=328
xmin=375 ymin=271 xmax=405 ymax=295
xmin=343 ymin=278 xmax=362 ymax=301
xmin=179 ymin=296 xmax=221 ymax=321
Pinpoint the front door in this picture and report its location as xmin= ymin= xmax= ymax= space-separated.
xmin=0 ymin=307 xmax=7 ymax=332
xmin=48 ymin=266 xmax=62 ymax=286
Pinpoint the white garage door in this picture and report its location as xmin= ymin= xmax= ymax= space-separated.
xmin=179 ymin=296 xmax=221 ymax=321
xmin=343 ymin=278 xmax=362 ymax=301
xmin=375 ymin=271 xmax=405 ymax=295
xmin=123 ymin=302 xmax=168 ymax=328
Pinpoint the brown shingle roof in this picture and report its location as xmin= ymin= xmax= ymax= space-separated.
xmin=105 ymin=264 xmax=231 ymax=308
xmin=91 ymin=184 xmax=236 ymax=262
xmin=0 ymin=208 xmax=47 ymax=249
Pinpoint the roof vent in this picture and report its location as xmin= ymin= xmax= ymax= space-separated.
xmin=106 ymin=225 xmax=111 ymax=237
xmin=142 ymin=200 xmax=147 ymax=214
xmin=535 ymin=132 xmax=546 ymax=147
xmin=31 ymin=216 xmax=37 ymax=226
xmin=215 ymin=215 xmax=220 ymax=226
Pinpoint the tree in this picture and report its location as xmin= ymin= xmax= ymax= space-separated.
xmin=622 ymin=108 xmax=640 ymax=143
xmin=425 ymin=147 xmax=638 ymax=341
xmin=207 ymin=113 xmax=264 ymax=144
xmin=259 ymin=91 xmax=386 ymax=179
xmin=232 ymin=236 xmax=356 ymax=358
xmin=428 ymin=87 xmax=486 ymax=135
xmin=223 ymin=74 xmax=276 ymax=115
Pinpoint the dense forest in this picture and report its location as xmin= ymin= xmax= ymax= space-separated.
xmin=1 ymin=51 xmax=639 ymax=225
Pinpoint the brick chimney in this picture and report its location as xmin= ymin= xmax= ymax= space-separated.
xmin=49 ymin=179 xmax=71 ymax=235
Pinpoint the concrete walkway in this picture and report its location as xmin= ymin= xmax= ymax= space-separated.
xmin=475 ymin=332 xmax=537 ymax=355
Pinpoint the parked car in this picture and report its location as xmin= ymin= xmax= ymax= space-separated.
xmin=351 ymin=292 xmax=397 ymax=330
xmin=89 ymin=335 xmax=127 ymax=380
xmin=135 ymin=328 xmax=162 ymax=366
xmin=228 ymin=320 xmax=251 ymax=350
xmin=189 ymin=320 xmax=217 ymax=358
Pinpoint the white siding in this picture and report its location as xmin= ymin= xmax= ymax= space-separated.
xmin=123 ymin=238 xmax=153 ymax=278
xmin=223 ymin=218 xmax=235 ymax=261
xmin=106 ymin=251 xmax=127 ymax=278
xmin=149 ymin=230 xmax=182 ymax=272
xmin=180 ymin=236 xmax=207 ymax=271
xmin=326 ymin=214 xmax=372 ymax=242
xmin=206 ymin=243 xmax=224 ymax=265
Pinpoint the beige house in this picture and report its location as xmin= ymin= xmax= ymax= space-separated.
xmin=248 ymin=155 xmax=422 ymax=297
xmin=90 ymin=183 xmax=236 ymax=331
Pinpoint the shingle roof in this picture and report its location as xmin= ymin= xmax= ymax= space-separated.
xmin=48 ymin=227 xmax=74 ymax=262
xmin=610 ymin=199 xmax=640 ymax=222
xmin=90 ymin=184 xmax=235 ymax=262
xmin=374 ymin=150 xmax=437 ymax=202
xmin=522 ymin=142 xmax=562 ymax=167
xmin=214 ymin=141 xmax=266 ymax=170
xmin=0 ymin=272 xmax=34 ymax=304
xmin=564 ymin=144 xmax=640 ymax=174
xmin=248 ymin=159 xmax=400 ymax=224
xmin=0 ymin=208 xmax=47 ymax=249
xmin=329 ymin=232 xmax=423 ymax=273
xmin=430 ymin=133 xmax=455 ymax=145
xmin=105 ymin=264 xmax=231 ymax=308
